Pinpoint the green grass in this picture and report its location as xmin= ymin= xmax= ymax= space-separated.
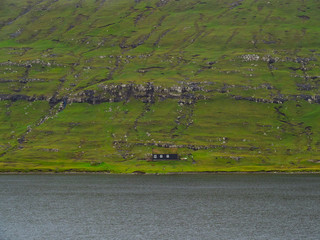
xmin=0 ymin=0 xmax=320 ymax=173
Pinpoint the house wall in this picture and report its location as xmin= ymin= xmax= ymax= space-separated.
xmin=152 ymin=154 xmax=178 ymax=160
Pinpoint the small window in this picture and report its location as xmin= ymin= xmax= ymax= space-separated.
xmin=166 ymin=155 xmax=169 ymax=158
xmin=160 ymin=154 xmax=163 ymax=158
xmin=154 ymin=155 xmax=157 ymax=159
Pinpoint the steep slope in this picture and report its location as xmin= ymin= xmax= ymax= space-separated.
xmin=0 ymin=0 xmax=320 ymax=173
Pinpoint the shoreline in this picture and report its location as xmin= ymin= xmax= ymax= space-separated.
xmin=1 ymin=171 xmax=320 ymax=175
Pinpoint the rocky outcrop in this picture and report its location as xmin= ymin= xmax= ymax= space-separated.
xmin=240 ymin=54 xmax=317 ymax=63
xmin=0 ymin=59 xmax=64 ymax=67
xmin=67 ymin=82 xmax=205 ymax=104
xmin=232 ymin=95 xmax=287 ymax=104
xmin=0 ymin=94 xmax=47 ymax=102
xmin=232 ymin=94 xmax=320 ymax=104
xmin=2 ymin=81 xmax=320 ymax=105
xmin=130 ymin=141 xmax=259 ymax=151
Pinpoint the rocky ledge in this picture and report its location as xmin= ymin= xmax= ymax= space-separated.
xmin=1 ymin=82 xmax=320 ymax=106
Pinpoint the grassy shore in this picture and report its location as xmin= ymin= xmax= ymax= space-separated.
xmin=1 ymin=160 xmax=320 ymax=174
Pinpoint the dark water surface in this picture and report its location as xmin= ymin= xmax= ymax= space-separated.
xmin=1 ymin=174 xmax=320 ymax=240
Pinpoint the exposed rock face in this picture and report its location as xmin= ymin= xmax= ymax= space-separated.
xmin=0 ymin=82 xmax=202 ymax=103
xmin=128 ymin=141 xmax=258 ymax=151
xmin=240 ymin=54 xmax=317 ymax=64
xmin=2 ymin=81 xmax=320 ymax=105
xmin=61 ymin=82 xmax=205 ymax=104
xmin=0 ymin=94 xmax=47 ymax=102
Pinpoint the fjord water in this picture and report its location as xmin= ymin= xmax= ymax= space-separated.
xmin=1 ymin=174 xmax=320 ymax=240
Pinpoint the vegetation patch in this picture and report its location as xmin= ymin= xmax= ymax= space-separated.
xmin=0 ymin=0 xmax=320 ymax=173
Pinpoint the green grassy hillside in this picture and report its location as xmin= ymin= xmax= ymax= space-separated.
xmin=1 ymin=0 xmax=320 ymax=173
